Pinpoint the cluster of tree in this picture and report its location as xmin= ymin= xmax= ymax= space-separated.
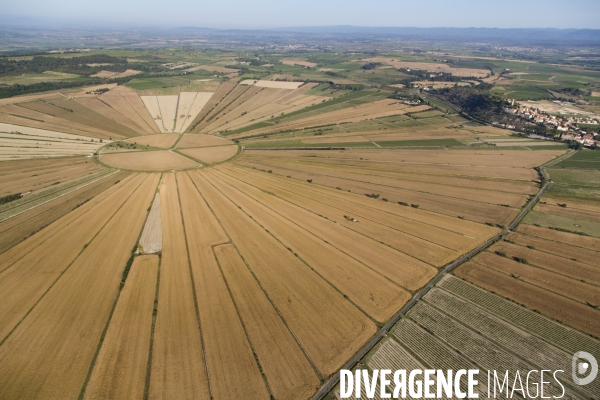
xmin=400 ymin=68 xmax=461 ymax=82
xmin=361 ymin=62 xmax=381 ymax=70
xmin=556 ymin=87 xmax=584 ymax=96
xmin=0 ymin=55 xmax=129 ymax=77
xmin=431 ymin=85 xmax=534 ymax=130
xmin=327 ymin=82 xmax=364 ymax=91
xmin=0 ymin=193 xmax=22 ymax=205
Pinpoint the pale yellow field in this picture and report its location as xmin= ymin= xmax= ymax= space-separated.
xmin=141 ymin=95 xmax=166 ymax=132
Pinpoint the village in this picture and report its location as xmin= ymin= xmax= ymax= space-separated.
xmin=503 ymin=101 xmax=600 ymax=148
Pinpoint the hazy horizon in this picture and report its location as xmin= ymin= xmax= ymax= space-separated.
xmin=2 ymin=0 xmax=599 ymax=30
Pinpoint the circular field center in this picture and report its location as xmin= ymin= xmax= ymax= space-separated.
xmin=98 ymin=134 xmax=238 ymax=171
xmin=99 ymin=150 xmax=201 ymax=171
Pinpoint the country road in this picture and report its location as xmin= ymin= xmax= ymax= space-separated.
xmin=312 ymin=148 xmax=576 ymax=400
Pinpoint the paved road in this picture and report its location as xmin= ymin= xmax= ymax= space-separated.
xmin=311 ymin=149 xmax=575 ymax=400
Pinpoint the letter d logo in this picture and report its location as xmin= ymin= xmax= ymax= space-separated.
xmin=572 ymin=351 xmax=598 ymax=386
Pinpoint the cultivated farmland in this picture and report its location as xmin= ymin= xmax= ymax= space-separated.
xmin=1 ymin=57 xmax=595 ymax=400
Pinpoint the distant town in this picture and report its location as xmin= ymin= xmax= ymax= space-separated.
xmin=503 ymin=101 xmax=599 ymax=148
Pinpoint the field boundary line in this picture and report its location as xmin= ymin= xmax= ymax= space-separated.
xmin=143 ymin=252 xmax=162 ymax=400
xmin=78 ymin=174 xmax=160 ymax=400
xmin=174 ymin=173 xmax=214 ymax=400
xmin=311 ymin=149 xmax=577 ymax=400
xmin=185 ymin=170 xmax=324 ymax=382
xmin=210 ymin=243 xmax=275 ymax=398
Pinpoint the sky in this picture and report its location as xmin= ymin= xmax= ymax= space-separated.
xmin=1 ymin=0 xmax=599 ymax=30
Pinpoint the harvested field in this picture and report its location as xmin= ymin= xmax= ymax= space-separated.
xmin=0 ymin=156 xmax=103 ymax=197
xmin=0 ymin=174 xmax=158 ymax=399
xmin=517 ymin=224 xmax=600 ymax=251
xmin=189 ymin=80 xmax=239 ymax=132
xmin=100 ymin=150 xmax=200 ymax=171
xmin=212 ymin=243 xmax=320 ymax=400
xmin=205 ymin=90 xmax=324 ymax=135
xmin=535 ymin=201 xmax=600 ymax=223
xmin=218 ymin=165 xmax=496 ymax=267
xmin=91 ymin=69 xmax=141 ymax=78
xmin=177 ymin=133 xmax=233 ymax=148
xmin=193 ymin=85 xmax=250 ymax=132
xmin=180 ymin=92 xmax=213 ymax=132
xmin=489 ymin=240 xmax=600 ymax=286
xmin=191 ymin=64 xmax=238 ymax=74
xmin=0 ymin=103 xmax=124 ymax=140
xmin=75 ymin=97 xmax=152 ymax=135
xmin=0 ymin=170 xmax=130 ymax=255
xmin=234 ymin=158 xmax=520 ymax=225
xmin=229 ymin=100 xmax=428 ymax=139
xmin=0 ymin=124 xmax=104 ymax=159
xmin=281 ymin=59 xmax=318 ymax=68
xmin=139 ymin=194 xmax=162 ymax=254
xmin=241 ymin=80 xmax=305 ymax=89
xmin=149 ymin=174 xmax=210 ymax=400
xmin=364 ymin=58 xmax=489 ymax=78
xmin=175 ymin=175 xmax=270 ymax=399
xmin=505 ymin=231 xmax=599 ymax=267
xmin=189 ymin=171 xmax=377 ymax=376
xmin=179 ymin=144 xmax=238 ymax=163
xmin=141 ymin=95 xmax=166 ymax=132
xmin=0 ymin=174 xmax=143 ymax=341
xmin=455 ymin=261 xmax=600 ymax=337
xmin=123 ymin=133 xmax=179 ymax=148
xmin=204 ymin=168 xmax=413 ymax=321
xmin=174 ymin=92 xmax=197 ymax=133
xmin=473 ymin=251 xmax=599 ymax=306
xmin=83 ymin=254 xmax=158 ymax=400
xmin=101 ymin=87 xmax=159 ymax=134
xmin=157 ymin=95 xmax=178 ymax=133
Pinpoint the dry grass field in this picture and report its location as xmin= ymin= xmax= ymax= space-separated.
xmin=281 ymin=59 xmax=318 ymax=68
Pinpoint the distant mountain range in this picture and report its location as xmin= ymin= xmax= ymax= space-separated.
xmin=170 ymin=26 xmax=600 ymax=45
